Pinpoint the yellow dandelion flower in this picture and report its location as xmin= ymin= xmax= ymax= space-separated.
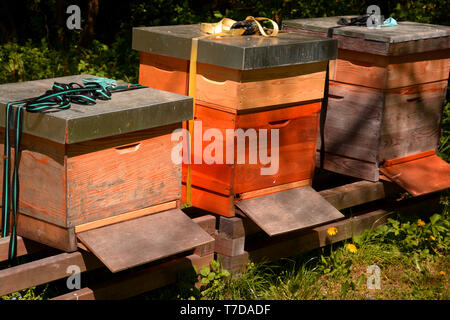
xmin=327 ymin=227 xmax=338 ymax=236
xmin=439 ymin=271 xmax=446 ymax=276
xmin=417 ymin=219 xmax=425 ymax=227
xmin=429 ymin=235 xmax=435 ymax=241
xmin=425 ymin=237 xmax=429 ymax=241
xmin=346 ymin=243 xmax=357 ymax=253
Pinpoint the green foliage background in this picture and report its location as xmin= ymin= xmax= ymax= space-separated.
xmin=0 ymin=0 xmax=449 ymax=84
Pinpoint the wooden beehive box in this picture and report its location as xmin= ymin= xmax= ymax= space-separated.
xmin=284 ymin=17 xmax=450 ymax=194
xmin=0 ymin=75 xmax=214 ymax=272
xmin=132 ymin=25 xmax=340 ymax=220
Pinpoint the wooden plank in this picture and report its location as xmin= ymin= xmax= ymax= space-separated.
xmin=319 ymin=180 xmax=387 ymax=210
xmin=238 ymin=179 xmax=311 ymax=200
xmin=16 ymin=213 xmax=77 ymax=252
xmin=379 ymin=126 xmax=441 ymax=161
xmin=139 ymin=52 xmax=189 ymax=95
xmin=330 ymin=50 xmax=449 ymax=89
xmin=77 ymin=209 xmax=214 ymax=273
xmin=322 ymin=81 xmax=383 ymax=163
xmin=380 ymin=153 xmax=450 ymax=196
xmin=74 ymin=201 xmax=178 ymax=233
xmin=0 ymin=130 xmax=66 ymax=227
xmin=66 ymin=123 xmax=182 ymax=226
xmin=234 ymin=179 xmax=402 ymax=238
xmin=285 ymin=25 xmax=450 ymax=56
xmin=196 ymin=67 xmax=326 ymax=110
xmin=315 ymin=152 xmax=380 ymax=182
xmin=236 ymin=186 xmax=344 ymax=236
xmin=182 ymin=183 xmax=235 ymax=217
xmin=0 ymin=251 xmax=103 ymax=296
xmin=51 ymin=254 xmax=213 ymax=300
xmin=0 ymin=236 xmax=44 ymax=263
xmin=379 ymin=81 xmax=446 ymax=160
xmin=0 ymin=214 xmax=215 ymax=296
xmin=384 ymin=150 xmax=435 ymax=167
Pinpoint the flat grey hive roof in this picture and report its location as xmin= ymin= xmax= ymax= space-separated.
xmin=132 ymin=24 xmax=338 ymax=69
xmin=283 ymin=16 xmax=450 ymax=43
xmin=0 ymin=75 xmax=193 ymax=144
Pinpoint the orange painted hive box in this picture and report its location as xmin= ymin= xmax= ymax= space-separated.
xmin=0 ymin=75 xmax=196 ymax=253
xmin=132 ymin=24 xmax=338 ymax=216
xmin=284 ymin=17 xmax=450 ymax=195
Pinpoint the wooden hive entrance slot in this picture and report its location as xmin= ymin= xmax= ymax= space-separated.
xmin=76 ymin=209 xmax=214 ymax=273
xmin=235 ymin=186 xmax=344 ymax=236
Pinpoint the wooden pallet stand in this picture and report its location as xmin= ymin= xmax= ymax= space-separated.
xmin=0 ymin=215 xmax=216 ymax=300
xmin=214 ymin=178 xmax=441 ymax=274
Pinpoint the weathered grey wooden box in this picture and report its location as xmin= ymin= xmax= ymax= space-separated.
xmin=284 ymin=17 xmax=450 ymax=195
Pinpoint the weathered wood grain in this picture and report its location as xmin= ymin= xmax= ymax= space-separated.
xmin=379 ymin=81 xmax=446 ymax=160
xmin=320 ymin=81 xmax=383 ymax=163
xmin=16 ymin=213 xmax=77 ymax=252
xmin=51 ymin=254 xmax=213 ymax=300
xmin=319 ymin=180 xmax=400 ymax=210
xmin=77 ymin=209 xmax=214 ymax=273
xmin=74 ymin=201 xmax=178 ymax=233
xmin=0 ymin=251 xmax=104 ymax=296
xmin=315 ymin=152 xmax=380 ymax=182
xmin=0 ymin=130 xmax=67 ymax=227
xmin=0 ymin=214 xmax=216 ymax=297
xmin=330 ymin=49 xmax=450 ymax=89
xmin=284 ymin=18 xmax=450 ymax=56
xmin=236 ymin=186 xmax=344 ymax=236
xmin=66 ymin=124 xmax=182 ymax=226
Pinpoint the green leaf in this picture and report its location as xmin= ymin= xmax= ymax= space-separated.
xmin=221 ymin=269 xmax=231 ymax=278
xmin=199 ymin=266 xmax=210 ymax=277
xmin=430 ymin=214 xmax=441 ymax=225
xmin=210 ymin=259 xmax=220 ymax=271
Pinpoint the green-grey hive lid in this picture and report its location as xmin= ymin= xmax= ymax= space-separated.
xmin=283 ymin=16 xmax=450 ymax=43
xmin=132 ymin=24 xmax=338 ymax=70
xmin=0 ymin=75 xmax=193 ymax=144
